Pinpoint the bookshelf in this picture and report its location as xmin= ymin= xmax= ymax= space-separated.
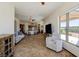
xmin=0 ymin=34 xmax=14 ymax=57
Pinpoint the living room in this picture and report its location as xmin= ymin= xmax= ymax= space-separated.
xmin=0 ymin=2 xmax=79 ymax=58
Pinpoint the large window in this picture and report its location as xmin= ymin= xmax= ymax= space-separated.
xmin=59 ymin=8 xmax=79 ymax=47
xmin=60 ymin=15 xmax=66 ymax=40
xmin=68 ymin=11 xmax=79 ymax=46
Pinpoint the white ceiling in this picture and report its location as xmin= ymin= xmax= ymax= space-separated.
xmin=14 ymin=2 xmax=63 ymax=21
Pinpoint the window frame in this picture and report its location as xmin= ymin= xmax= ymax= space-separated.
xmin=59 ymin=14 xmax=67 ymax=41
xmin=59 ymin=5 xmax=79 ymax=47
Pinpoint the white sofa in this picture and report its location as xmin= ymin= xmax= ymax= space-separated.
xmin=15 ymin=35 xmax=25 ymax=43
xmin=15 ymin=31 xmax=25 ymax=44
xmin=46 ymin=32 xmax=62 ymax=52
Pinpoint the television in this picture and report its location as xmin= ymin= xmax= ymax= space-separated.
xmin=45 ymin=24 xmax=52 ymax=34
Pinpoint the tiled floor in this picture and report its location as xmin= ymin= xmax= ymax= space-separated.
xmin=14 ymin=34 xmax=75 ymax=57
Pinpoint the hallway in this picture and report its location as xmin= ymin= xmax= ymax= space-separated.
xmin=14 ymin=34 xmax=74 ymax=57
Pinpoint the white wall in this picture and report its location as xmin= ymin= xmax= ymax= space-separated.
xmin=44 ymin=2 xmax=79 ymax=56
xmin=0 ymin=3 xmax=14 ymax=34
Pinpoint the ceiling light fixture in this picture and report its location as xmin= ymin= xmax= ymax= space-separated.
xmin=41 ymin=2 xmax=45 ymax=5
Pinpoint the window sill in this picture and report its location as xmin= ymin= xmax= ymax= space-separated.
xmin=62 ymin=40 xmax=79 ymax=47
